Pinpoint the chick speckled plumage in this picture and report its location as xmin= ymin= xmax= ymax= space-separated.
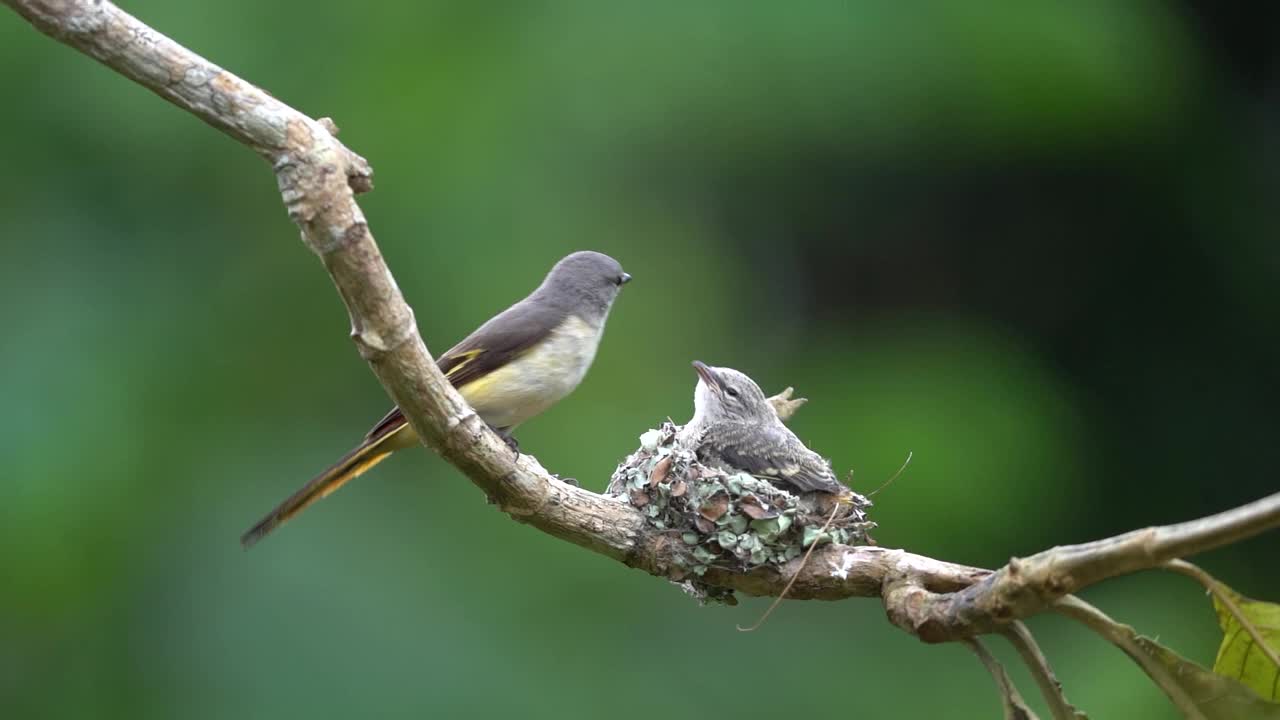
xmin=677 ymin=362 xmax=849 ymax=495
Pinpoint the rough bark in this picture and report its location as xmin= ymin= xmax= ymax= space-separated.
xmin=7 ymin=0 xmax=1280 ymax=656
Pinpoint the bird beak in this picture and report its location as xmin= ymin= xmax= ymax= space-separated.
xmin=691 ymin=360 xmax=722 ymax=394
xmin=619 ymin=272 xmax=632 ymax=285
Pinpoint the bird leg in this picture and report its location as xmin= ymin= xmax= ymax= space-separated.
xmin=490 ymin=424 xmax=521 ymax=459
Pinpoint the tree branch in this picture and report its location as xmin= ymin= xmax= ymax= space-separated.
xmin=1 ymin=0 xmax=993 ymax=604
xmin=884 ymin=490 xmax=1280 ymax=642
xmin=965 ymin=637 xmax=1040 ymax=720
xmin=1052 ymin=596 xmax=1207 ymax=720
xmin=8 ymin=0 xmax=1280 ymax=665
xmin=1000 ymin=621 xmax=1086 ymax=720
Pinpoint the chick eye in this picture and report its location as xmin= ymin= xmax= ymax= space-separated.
xmin=725 ymin=387 xmax=739 ymax=398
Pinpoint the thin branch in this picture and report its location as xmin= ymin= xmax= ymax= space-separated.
xmin=1052 ymin=596 xmax=1207 ymax=720
xmin=2 ymin=0 xmax=995 ymax=603
xmin=1000 ymin=621 xmax=1086 ymax=720
xmin=1164 ymin=559 xmax=1280 ymax=672
xmin=8 ymin=0 xmax=1280 ymax=657
xmin=885 ymin=491 xmax=1280 ymax=642
xmin=965 ymin=637 xmax=1041 ymax=720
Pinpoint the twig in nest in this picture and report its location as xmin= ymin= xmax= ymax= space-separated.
xmin=737 ymin=502 xmax=841 ymax=632
xmin=869 ymin=451 xmax=913 ymax=497
xmin=737 ymin=453 xmax=908 ymax=631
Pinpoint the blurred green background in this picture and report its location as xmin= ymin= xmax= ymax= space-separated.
xmin=2 ymin=1 xmax=1277 ymax=718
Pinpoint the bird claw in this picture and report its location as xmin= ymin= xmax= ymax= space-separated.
xmin=489 ymin=424 xmax=521 ymax=459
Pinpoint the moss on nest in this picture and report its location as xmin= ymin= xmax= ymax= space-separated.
xmin=607 ymin=421 xmax=876 ymax=604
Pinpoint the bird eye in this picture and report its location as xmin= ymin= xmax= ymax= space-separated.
xmin=725 ymin=387 xmax=739 ymax=398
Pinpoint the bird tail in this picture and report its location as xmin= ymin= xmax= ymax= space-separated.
xmin=240 ymin=430 xmax=400 ymax=549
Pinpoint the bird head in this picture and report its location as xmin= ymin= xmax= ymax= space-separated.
xmin=690 ymin=361 xmax=773 ymax=423
xmin=542 ymin=250 xmax=631 ymax=318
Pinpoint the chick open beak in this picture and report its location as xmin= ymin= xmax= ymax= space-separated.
xmin=691 ymin=360 xmax=722 ymax=393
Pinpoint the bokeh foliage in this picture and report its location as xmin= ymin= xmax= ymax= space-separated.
xmin=1 ymin=1 xmax=1276 ymax=718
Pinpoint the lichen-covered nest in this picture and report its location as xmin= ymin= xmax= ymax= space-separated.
xmin=607 ymin=421 xmax=876 ymax=603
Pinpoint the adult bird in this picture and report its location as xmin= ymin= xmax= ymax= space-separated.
xmin=242 ymin=250 xmax=631 ymax=547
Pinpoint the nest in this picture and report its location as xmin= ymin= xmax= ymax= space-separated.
xmin=607 ymin=421 xmax=876 ymax=604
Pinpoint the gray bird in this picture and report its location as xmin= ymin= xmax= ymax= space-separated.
xmin=242 ymin=250 xmax=631 ymax=547
xmin=677 ymin=361 xmax=849 ymax=495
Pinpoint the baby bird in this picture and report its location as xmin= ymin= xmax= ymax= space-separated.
xmin=677 ymin=361 xmax=849 ymax=495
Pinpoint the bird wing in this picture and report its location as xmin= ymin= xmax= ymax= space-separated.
xmin=364 ymin=298 xmax=568 ymax=442
xmin=708 ymin=423 xmax=847 ymax=494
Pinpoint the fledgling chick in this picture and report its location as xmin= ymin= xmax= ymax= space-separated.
xmin=677 ymin=361 xmax=849 ymax=495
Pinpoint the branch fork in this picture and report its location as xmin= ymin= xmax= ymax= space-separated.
xmin=8 ymin=3 xmax=1280 ymax=717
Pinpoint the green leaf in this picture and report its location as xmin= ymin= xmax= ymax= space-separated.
xmin=802 ymin=526 xmax=829 ymax=548
xmin=1134 ymin=635 xmax=1280 ymax=719
xmin=776 ymin=513 xmax=793 ymax=533
xmin=749 ymin=517 xmax=783 ymax=541
xmin=1212 ymin=586 xmax=1280 ymax=702
xmin=737 ymin=533 xmax=761 ymax=553
xmin=627 ymin=470 xmax=646 ymax=490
